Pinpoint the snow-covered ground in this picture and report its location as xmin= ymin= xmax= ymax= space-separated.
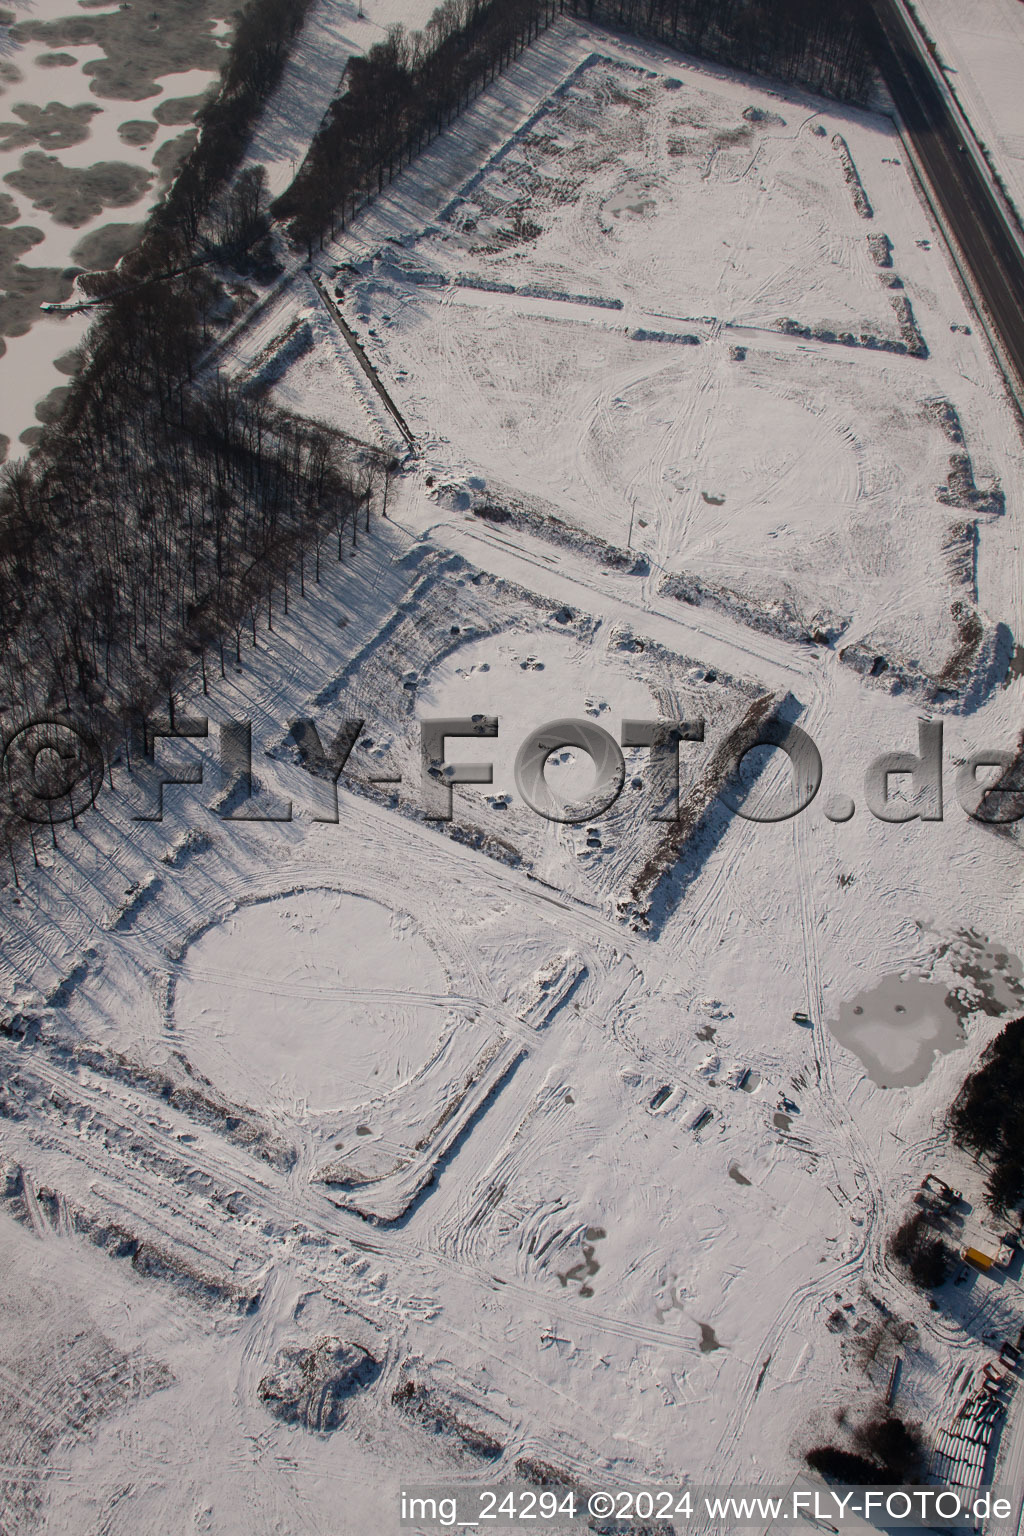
xmin=2 ymin=15 xmax=1024 ymax=1536
xmin=245 ymin=27 xmax=1017 ymax=688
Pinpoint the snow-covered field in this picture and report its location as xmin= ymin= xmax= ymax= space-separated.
xmin=241 ymin=29 xmax=1015 ymax=691
xmin=2 ymin=15 xmax=1024 ymax=1536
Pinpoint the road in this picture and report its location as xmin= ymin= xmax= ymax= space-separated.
xmin=865 ymin=0 xmax=1024 ymax=398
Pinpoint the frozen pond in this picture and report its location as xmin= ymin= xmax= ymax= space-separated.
xmin=604 ymin=177 xmax=656 ymax=218
xmin=830 ymin=975 xmax=964 ymax=1088
xmin=0 ymin=0 xmax=232 ymax=455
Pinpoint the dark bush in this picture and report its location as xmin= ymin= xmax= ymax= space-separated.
xmin=889 ymin=1211 xmax=951 ymax=1289
xmin=853 ymin=1413 xmax=923 ymax=1481
xmin=950 ymin=1016 xmax=1024 ymax=1217
xmin=807 ymin=1413 xmax=923 ymax=1484
xmin=806 ymin=1447 xmax=887 ymax=1484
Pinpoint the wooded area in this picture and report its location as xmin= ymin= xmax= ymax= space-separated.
xmin=0 ymin=0 xmax=376 ymax=867
xmin=587 ymin=0 xmax=872 ymax=100
xmin=83 ymin=0 xmax=317 ymax=298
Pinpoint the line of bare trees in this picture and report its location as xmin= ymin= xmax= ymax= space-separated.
xmin=275 ymin=0 xmax=564 ymax=251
